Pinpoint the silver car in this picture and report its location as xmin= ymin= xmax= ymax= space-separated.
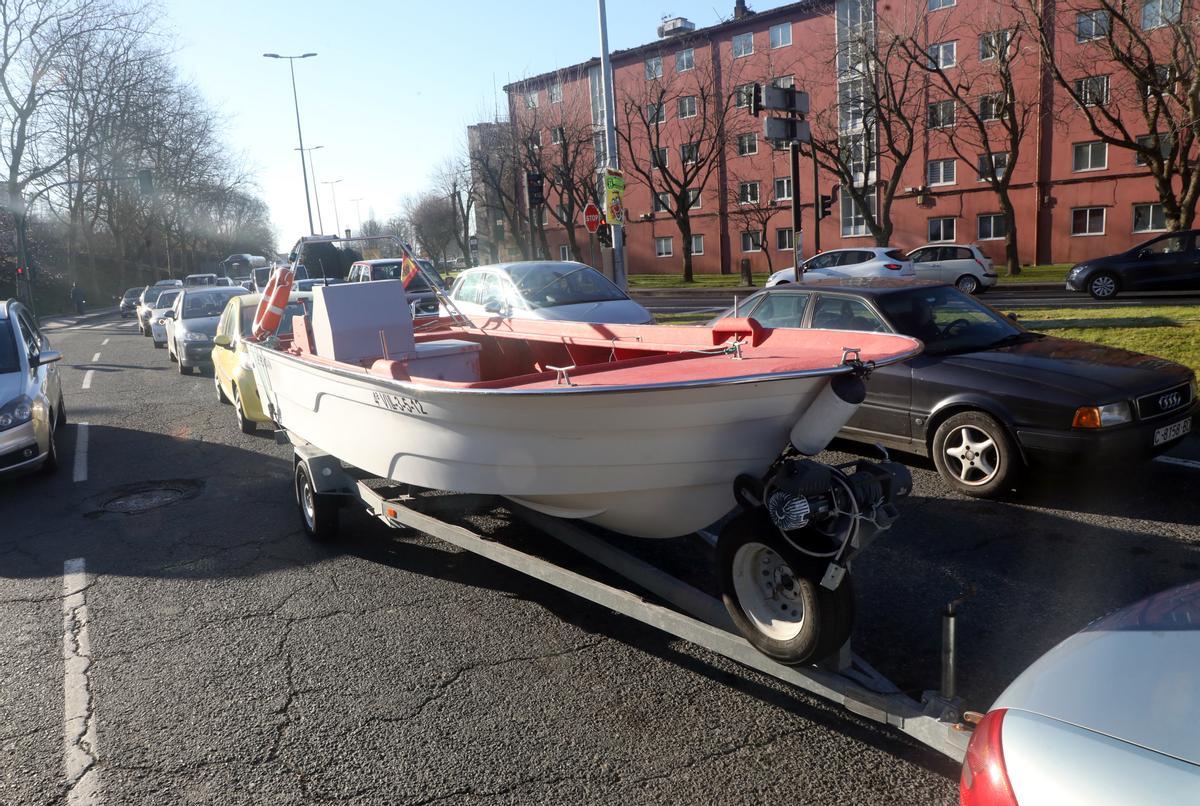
xmin=164 ymin=287 xmax=248 ymax=374
xmin=960 ymin=581 xmax=1200 ymax=804
xmin=448 ymin=262 xmax=653 ymax=324
xmin=907 ymin=243 xmax=998 ymax=295
xmin=0 ymin=299 xmax=64 ymax=476
xmin=148 ymin=289 xmax=182 ymax=348
xmin=765 ymin=247 xmax=915 ymax=287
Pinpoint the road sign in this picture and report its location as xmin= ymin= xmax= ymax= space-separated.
xmin=603 ymin=169 xmax=625 ymax=225
xmin=764 ymin=117 xmax=812 ymax=144
xmin=583 ymin=202 xmax=602 ymax=233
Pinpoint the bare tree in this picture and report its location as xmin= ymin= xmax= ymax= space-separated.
xmin=468 ymin=120 xmax=530 ymax=259
xmin=725 ymin=169 xmax=781 ymax=274
xmin=1021 ymin=0 xmax=1200 ymax=230
xmin=405 ymin=193 xmax=457 ymax=267
xmin=435 ymin=155 xmax=476 ymax=267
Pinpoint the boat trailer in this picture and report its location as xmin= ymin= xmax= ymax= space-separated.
xmin=287 ymin=436 xmax=973 ymax=764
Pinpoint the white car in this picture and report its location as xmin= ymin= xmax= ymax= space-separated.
xmin=906 ymin=243 xmax=998 ymax=295
xmin=148 ymin=289 xmax=182 ymax=348
xmin=765 ymin=247 xmax=914 ymax=287
xmin=447 ymin=262 xmax=653 ymax=325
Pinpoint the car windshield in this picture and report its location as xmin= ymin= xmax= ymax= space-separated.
xmin=122 ymin=288 xmax=142 ymax=300
xmin=253 ymin=267 xmax=271 ymax=287
xmin=239 ymin=300 xmax=305 ymax=337
xmin=183 ymin=290 xmax=243 ymax=319
xmin=876 ymin=286 xmax=1027 ymax=355
xmin=0 ymin=319 xmax=19 ymax=373
xmin=141 ymin=287 xmax=165 ymax=305
xmin=508 ymin=264 xmax=627 ymax=308
xmin=155 ymin=290 xmax=180 ymax=309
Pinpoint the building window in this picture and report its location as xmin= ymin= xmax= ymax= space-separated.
xmin=1133 ymin=202 xmax=1167 ymax=232
xmin=652 ymin=147 xmax=668 ymax=169
xmin=646 ymin=102 xmax=666 ymax=123
xmin=524 ymin=91 xmax=539 ymax=108
xmin=1072 ymin=141 xmax=1108 ymax=171
xmin=978 ymin=213 xmax=1008 ymax=240
xmin=1072 ymin=206 xmax=1106 ymax=235
xmin=655 ymin=236 xmax=673 ymax=257
xmin=645 ymin=56 xmax=663 ymax=80
xmin=741 ymin=231 xmax=763 ymax=252
xmin=774 ymin=176 xmax=793 ymax=200
xmin=687 ymin=188 xmax=702 ymax=209
xmin=737 ymin=133 xmax=758 ymax=156
xmin=732 ymin=32 xmax=754 ymax=58
xmin=979 ymin=93 xmax=1006 ymax=121
xmin=528 ymin=130 xmax=542 ymax=149
xmin=738 ymin=181 xmax=760 ymax=204
xmin=678 ymin=95 xmax=697 ymax=118
xmin=927 ymin=158 xmax=956 ymax=186
xmin=928 ymin=217 xmax=956 ymax=242
xmin=1142 ymin=0 xmax=1181 ymax=29
xmin=676 ymin=48 xmax=694 ymax=72
xmin=681 ymin=142 xmax=699 ymax=164
xmin=928 ymin=0 xmax=955 ymax=9
xmin=979 ymin=30 xmax=1012 ymax=61
xmin=1075 ymin=75 xmax=1110 ymax=106
xmin=734 ymin=83 xmax=754 ymax=108
xmin=770 ymin=22 xmax=792 ymax=48
xmin=928 ymin=99 xmax=956 ymax=129
xmin=550 ymin=126 xmax=564 ymax=145
xmin=1076 ymin=9 xmax=1110 ymax=41
xmin=559 ymin=245 xmax=570 ymax=260
xmin=653 ymin=192 xmax=670 ymax=213
xmin=691 ymin=234 xmax=704 ymax=255
xmin=841 ymin=190 xmax=875 ymax=237
xmin=776 ymin=227 xmax=794 ymax=250
xmin=771 ymin=75 xmax=795 ymax=89
xmin=977 ymin=152 xmax=1009 ymax=181
xmin=549 ymin=82 xmax=563 ymax=104
xmin=928 ymin=41 xmax=956 ymax=68
xmin=1135 ymin=133 xmax=1171 ymax=165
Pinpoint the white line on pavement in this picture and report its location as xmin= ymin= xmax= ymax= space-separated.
xmin=91 ymin=352 xmax=100 ymax=363
xmin=101 ymin=339 xmax=109 ymax=346
xmin=72 ymin=423 xmax=89 ymax=483
xmin=1155 ymin=455 xmax=1200 ymax=471
xmin=62 ymin=558 xmax=102 ymax=806
xmin=81 ymin=370 xmax=94 ymax=390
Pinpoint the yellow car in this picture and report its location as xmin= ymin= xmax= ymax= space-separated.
xmin=211 ymin=292 xmax=310 ymax=433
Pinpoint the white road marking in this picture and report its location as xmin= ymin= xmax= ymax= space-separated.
xmin=62 ymin=558 xmax=101 ymax=805
xmin=81 ymin=370 xmax=94 ymax=390
xmin=101 ymin=338 xmax=109 ymax=346
xmin=91 ymin=352 xmax=100 ymax=363
xmin=1155 ymin=455 xmax=1200 ymax=471
xmin=72 ymin=423 xmax=89 ymax=483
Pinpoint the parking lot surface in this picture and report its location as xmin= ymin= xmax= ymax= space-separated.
xmin=3 ymin=312 xmax=1198 ymax=804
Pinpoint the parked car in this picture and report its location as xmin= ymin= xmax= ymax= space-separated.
xmin=119 ymin=287 xmax=143 ymax=318
xmin=347 ymin=258 xmax=446 ymax=316
xmin=907 ymin=244 xmax=998 ymax=295
xmin=184 ymin=273 xmax=219 ymax=286
xmin=211 ymin=292 xmax=310 ymax=433
xmin=147 ymin=289 xmax=182 ymax=349
xmin=714 ymin=278 xmax=1197 ymax=495
xmin=1066 ymin=229 xmax=1200 ymax=299
xmin=253 ymin=264 xmax=309 ymax=293
xmin=136 ymin=286 xmax=172 ymax=336
xmin=294 ymin=278 xmax=345 ymax=292
xmin=448 ymin=262 xmax=653 ymax=324
xmin=765 ymin=247 xmax=914 ymax=287
xmin=960 ymin=580 xmax=1200 ymax=805
xmin=153 ymin=278 xmax=183 ymax=287
xmin=163 ymin=287 xmax=249 ymax=375
xmin=0 ymin=299 xmax=64 ymax=476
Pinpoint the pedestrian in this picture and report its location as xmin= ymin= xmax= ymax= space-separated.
xmin=70 ymin=282 xmax=86 ymax=315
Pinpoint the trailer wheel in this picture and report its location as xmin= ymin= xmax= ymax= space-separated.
xmin=295 ymin=461 xmax=338 ymax=541
xmin=717 ymin=508 xmax=852 ymax=665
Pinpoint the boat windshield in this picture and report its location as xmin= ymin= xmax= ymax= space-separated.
xmin=509 ymin=264 xmax=627 ymax=309
xmin=875 ymin=286 xmax=1030 ymax=355
xmin=239 ymin=301 xmax=306 ymax=337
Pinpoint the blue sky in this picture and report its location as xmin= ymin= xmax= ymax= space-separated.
xmin=164 ymin=0 xmax=759 ymax=249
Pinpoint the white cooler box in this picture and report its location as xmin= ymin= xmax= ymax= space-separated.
xmin=408 ymin=339 xmax=482 ymax=383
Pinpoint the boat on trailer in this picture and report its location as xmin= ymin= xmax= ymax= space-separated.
xmin=248 ymin=235 xmax=923 ymax=665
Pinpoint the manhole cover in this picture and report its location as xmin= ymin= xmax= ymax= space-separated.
xmin=103 ymin=488 xmax=188 ymax=513
xmin=88 ymin=479 xmax=205 ymax=517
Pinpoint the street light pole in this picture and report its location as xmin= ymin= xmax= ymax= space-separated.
xmin=323 ymin=179 xmax=343 ymax=236
xmin=264 ymin=52 xmax=317 ymax=235
xmin=296 ymin=145 xmax=325 ymax=233
xmin=350 ymin=198 xmax=363 ymax=235
xmin=596 ymin=0 xmax=626 ymax=290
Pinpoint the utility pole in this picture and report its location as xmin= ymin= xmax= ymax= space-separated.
xmin=297 ymin=145 xmax=325 ymax=233
xmin=811 ymin=145 xmax=821 ymax=256
xmin=263 ymin=53 xmax=318 ymax=235
xmin=790 ymin=141 xmax=802 ymax=282
xmin=350 ymin=197 xmax=363 ymax=235
xmin=596 ymin=0 xmax=626 ymax=289
xmin=751 ymin=83 xmax=811 ymax=283
xmin=323 ymin=179 xmax=343 ymax=236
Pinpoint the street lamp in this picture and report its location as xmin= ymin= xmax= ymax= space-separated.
xmin=322 ymin=179 xmax=343 ymax=237
xmin=295 ymin=145 xmax=325 ymax=233
xmin=350 ymin=198 xmax=364 ymax=235
xmin=263 ymin=51 xmax=318 ymax=235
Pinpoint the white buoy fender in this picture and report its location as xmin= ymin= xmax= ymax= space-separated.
xmin=789 ymin=373 xmax=867 ymax=455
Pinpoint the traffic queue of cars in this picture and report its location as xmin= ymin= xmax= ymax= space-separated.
xmin=765 ymin=243 xmax=998 ymax=294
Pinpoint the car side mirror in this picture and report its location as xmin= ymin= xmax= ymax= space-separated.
xmin=483 ymin=299 xmax=505 ymax=314
xmin=1006 ymin=312 xmax=1019 ymax=322
xmin=164 ymin=310 xmax=175 ymax=319
xmin=213 ymin=333 xmax=232 ymax=348
xmin=35 ymin=349 xmax=62 ymax=366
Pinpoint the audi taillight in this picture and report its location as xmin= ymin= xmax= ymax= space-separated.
xmin=884 ymin=263 xmax=903 ymax=270
xmin=960 ymin=709 xmax=1017 ymax=806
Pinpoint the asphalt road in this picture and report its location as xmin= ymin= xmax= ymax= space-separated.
xmin=3 ymin=311 xmax=1199 ymax=804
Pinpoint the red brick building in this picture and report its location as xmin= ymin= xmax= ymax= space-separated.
xmin=485 ymin=0 xmax=1187 ymax=275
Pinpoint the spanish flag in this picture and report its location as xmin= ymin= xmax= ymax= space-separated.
xmin=400 ymin=255 xmax=421 ymax=287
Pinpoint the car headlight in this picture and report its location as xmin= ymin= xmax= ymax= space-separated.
xmin=1068 ymin=264 xmax=1089 ymax=277
xmin=183 ymin=332 xmax=209 ymax=342
xmin=1072 ymin=401 xmax=1132 ymax=428
xmin=0 ymin=395 xmax=34 ymax=431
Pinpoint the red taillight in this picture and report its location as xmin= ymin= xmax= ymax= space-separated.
xmin=960 ymin=709 xmax=1017 ymax=806
xmin=884 ymin=263 xmax=903 ymax=270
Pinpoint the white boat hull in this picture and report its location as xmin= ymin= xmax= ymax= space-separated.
xmin=251 ymin=346 xmax=833 ymax=538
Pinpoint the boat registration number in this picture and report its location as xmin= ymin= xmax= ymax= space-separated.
xmin=372 ymin=391 xmax=427 ymax=415
xmin=1153 ymin=418 xmax=1190 ymax=446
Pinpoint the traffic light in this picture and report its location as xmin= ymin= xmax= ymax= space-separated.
xmin=818 ymin=194 xmax=834 ymax=220
xmin=596 ymin=223 xmax=612 ymax=248
xmin=526 ymin=170 xmax=545 ymax=207
xmin=137 ymin=168 xmax=153 ymax=195
xmin=748 ymin=83 xmax=763 ymax=117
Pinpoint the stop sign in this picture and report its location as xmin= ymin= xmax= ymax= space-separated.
xmin=583 ymin=202 xmax=602 ymax=233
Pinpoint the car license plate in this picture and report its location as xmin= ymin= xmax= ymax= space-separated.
xmin=1154 ymin=418 xmax=1191 ymax=446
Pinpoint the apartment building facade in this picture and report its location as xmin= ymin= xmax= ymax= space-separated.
xmin=485 ymin=0 xmax=1185 ymax=275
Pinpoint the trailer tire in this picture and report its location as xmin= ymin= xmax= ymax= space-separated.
xmin=295 ymin=462 xmax=338 ymax=541
xmin=718 ymin=508 xmax=848 ymax=665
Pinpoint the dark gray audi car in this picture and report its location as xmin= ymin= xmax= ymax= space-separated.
xmin=716 ymin=278 xmax=1197 ymax=496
